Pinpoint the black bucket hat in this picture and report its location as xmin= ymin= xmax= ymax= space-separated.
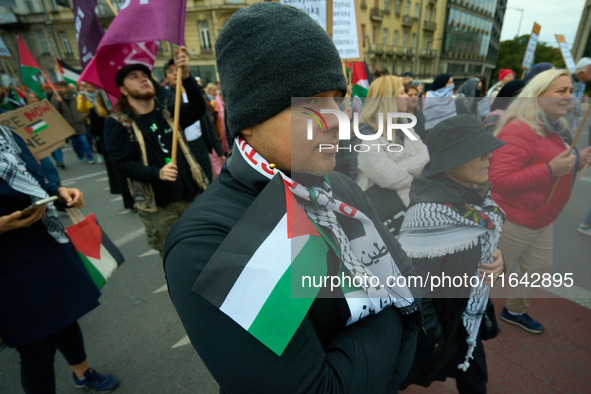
xmin=422 ymin=114 xmax=505 ymax=177
xmin=115 ymin=64 xmax=152 ymax=87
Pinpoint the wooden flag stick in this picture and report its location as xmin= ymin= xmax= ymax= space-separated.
xmin=547 ymin=103 xmax=591 ymax=203
xmin=170 ymin=47 xmax=184 ymax=164
xmin=3 ymin=59 xmax=25 ymax=91
xmin=104 ymin=0 xmax=118 ymax=16
xmin=580 ymin=163 xmax=589 ymax=180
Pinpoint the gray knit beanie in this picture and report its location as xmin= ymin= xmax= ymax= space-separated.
xmin=216 ymin=2 xmax=347 ymax=138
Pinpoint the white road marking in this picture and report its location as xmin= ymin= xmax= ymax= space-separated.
xmin=139 ymin=249 xmax=159 ymax=258
xmin=172 ymin=335 xmax=191 ymax=349
xmin=113 ymin=228 xmax=145 ymax=248
xmin=96 ymin=177 xmax=109 ymax=181
xmin=103 ymin=187 xmax=110 ymax=191
xmin=117 ymin=210 xmax=131 ymax=215
xmin=580 ymin=177 xmax=591 ymax=183
xmin=59 ymin=171 xmax=107 ymax=186
xmin=546 ymin=284 xmax=591 ymax=309
xmin=111 ymin=196 xmax=123 ymax=202
xmin=153 ymin=284 xmax=168 ymax=294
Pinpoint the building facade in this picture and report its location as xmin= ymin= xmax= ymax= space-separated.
xmin=359 ymin=0 xmax=447 ymax=80
xmin=573 ymin=0 xmax=591 ymax=61
xmin=438 ymin=0 xmax=505 ymax=83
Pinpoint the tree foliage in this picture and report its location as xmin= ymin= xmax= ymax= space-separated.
xmin=493 ymin=35 xmax=565 ymax=81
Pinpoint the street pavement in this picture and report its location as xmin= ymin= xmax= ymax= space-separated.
xmin=1 ymin=108 xmax=590 ymax=393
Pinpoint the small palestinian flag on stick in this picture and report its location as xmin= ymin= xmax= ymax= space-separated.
xmin=193 ymin=175 xmax=330 ymax=356
xmin=55 ymin=58 xmax=80 ymax=88
xmin=24 ymin=120 xmax=48 ymax=136
xmin=65 ymin=212 xmax=124 ymax=290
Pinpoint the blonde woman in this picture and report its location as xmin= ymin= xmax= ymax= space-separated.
xmin=352 ymin=76 xmax=429 ymax=234
xmin=489 ymin=69 xmax=591 ymax=333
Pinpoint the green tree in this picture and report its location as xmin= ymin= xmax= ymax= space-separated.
xmin=492 ymin=35 xmax=565 ymax=82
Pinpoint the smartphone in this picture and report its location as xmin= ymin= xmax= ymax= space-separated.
xmin=21 ymin=196 xmax=58 ymax=214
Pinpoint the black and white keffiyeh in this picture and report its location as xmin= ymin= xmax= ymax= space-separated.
xmin=399 ymin=192 xmax=505 ymax=371
xmin=0 ymin=126 xmax=68 ymax=244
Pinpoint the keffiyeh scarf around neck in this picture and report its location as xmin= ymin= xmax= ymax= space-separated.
xmin=0 ymin=126 xmax=68 ymax=243
xmin=237 ymin=137 xmax=420 ymax=325
xmin=399 ymin=192 xmax=505 ymax=371
xmin=193 ymin=136 xmax=421 ymax=355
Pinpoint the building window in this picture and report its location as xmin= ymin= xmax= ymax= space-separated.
xmin=26 ymin=0 xmax=36 ymax=13
xmin=403 ymin=32 xmax=408 ymax=47
xmin=411 ymin=33 xmax=416 ymax=48
xmin=37 ymin=32 xmax=50 ymax=54
xmin=415 ymin=3 xmax=419 ymax=17
xmin=199 ymin=21 xmax=211 ymax=50
xmin=385 ymin=0 xmax=390 ymax=11
xmin=405 ymin=1 xmax=410 ymax=16
xmin=361 ymin=24 xmax=366 ymax=46
xmin=394 ymin=31 xmax=399 ymax=46
xmin=395 ymin=0 xmax=401 ymax=14
xmin=372 ymin=27 xmax=377 ymax=43
xmin=425 ymin=36 xmax=431 ymax=49
xmin=59 ymin=31 xmax=73 ymax=57
xmin=383 ymin=28 xmax=388 ymax=46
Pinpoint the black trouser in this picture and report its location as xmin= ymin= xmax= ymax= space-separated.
xmin=455 ymin=358 xmax=487 ymax=394
xmin=16 ymin=322 xmax=87 ymax=394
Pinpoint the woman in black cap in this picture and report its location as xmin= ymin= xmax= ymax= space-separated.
xmin=399 ymin=114 xmax=506 ymax=393
xmin=482 ymin=79 xmax=526 ymax=133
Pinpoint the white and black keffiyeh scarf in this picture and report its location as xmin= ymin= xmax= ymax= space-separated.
xmin=235 ymin=136 xmax=421 ymax=330
xmin=399 ymin=192 xmax=505 ymax=371
xmin=0 ymin=126 xmax=68 ymax=244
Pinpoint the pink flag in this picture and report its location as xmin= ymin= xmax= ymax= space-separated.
xmin=79 ymin=0 xmax=187 ymax=101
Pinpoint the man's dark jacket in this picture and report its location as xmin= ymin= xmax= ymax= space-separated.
xmin=163 ymin=152 xmax=420 ymax=393
xmin=104 ymin=76 xmax=206 ymax=207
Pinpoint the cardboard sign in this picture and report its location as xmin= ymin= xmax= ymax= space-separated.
xmin=521 ymin=23 xmax=541 ymax=70
xmin=0 ymin=100 xmax=76 ymax=159
xmin=556 ymin=34 xmax=576 ymax=73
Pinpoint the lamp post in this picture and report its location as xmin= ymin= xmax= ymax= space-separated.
xmin=499 ymin=6 xmax=524 ymax=38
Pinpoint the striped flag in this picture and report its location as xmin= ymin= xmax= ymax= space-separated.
xmin=24 ymin=120 xmax=48 ymax=136
xmin=65 ymin=213 xmax=124 ymax=290
xmin=348 ymin=61 xmax=373 ymax=97
xmin=17 ymin=35 xmax=57 ymax=99
xmin=55 ymin=58 xmax=80 ymax=88
xmin=193 ymin=176 xmax=330 ymax=356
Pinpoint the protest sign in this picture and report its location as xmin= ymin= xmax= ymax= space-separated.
xmin=555 ymin=35 xmax=576 ymax=73
xmin=0 ymin=100 xmax=76 ymax=159
xmin=279 ymin=0 xmax=362 ymax=61
xmin=522 ymin=23 xmax=541 ymax=71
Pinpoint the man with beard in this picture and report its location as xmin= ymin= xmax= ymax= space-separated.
xmin=104 ymin=47 xmax=208 ymax=256
xmin=164 ymin=3 xmax=420 ymax=393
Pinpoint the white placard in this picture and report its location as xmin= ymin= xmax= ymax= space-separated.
xmin=556 ymin=40 xmax=576 ymax=73
xmin=333 ymin=0 xmax=359 ymax=59
xmin=522 ymin=33 xmax=538 ymax=70
xmin=0 ymin=36 xmax=11 ymax=58
xmin=280 ymin=0 xmax=327 ymax=31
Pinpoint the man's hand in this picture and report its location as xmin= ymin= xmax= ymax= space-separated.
xmin=55 ymin=93 xmax=63 ymax=103
xmin=56 ymin=187 xmax=85 ymax=208
xmin=479 ymin=249 xmax=504 ymax=285
xmin=549 ymin=149 xmax=576 ymax=177
xmin=219 ymin=156 xmax=226 ymax=165
xmin=174 ymin=46 xmax=190 ymax=79
xmin=0 ymin=207 xmax=46 ymax=234
xmin=159 ymin=162 xmax=178 ymax=182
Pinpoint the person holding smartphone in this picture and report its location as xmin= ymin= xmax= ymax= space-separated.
xmin=0 ymin=125 xmax=118 ymax=393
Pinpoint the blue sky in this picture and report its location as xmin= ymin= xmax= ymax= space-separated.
xmin=499 ymin=0 xmax=586 ymax=48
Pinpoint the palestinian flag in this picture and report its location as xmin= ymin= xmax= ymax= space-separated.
xmin=65 ymin=213 xmax=124 ymax=290
xmin=55 ymin=58 xmax=80 ymax=88
xmin=348 ymin=61 xmax=373 ymax=98
xmin=24 ymin=120 xmax=48 ymax=136
xmin=12 ymin=86 xmax=27 ymax=105
xmin=17 ymin=36 xmax=57 ymax=99
xmin=193 ymin=175 xmax=330 ymax=356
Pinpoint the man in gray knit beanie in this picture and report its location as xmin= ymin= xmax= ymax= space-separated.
xmin=164 ymin=3 xmax=419 ymax=392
